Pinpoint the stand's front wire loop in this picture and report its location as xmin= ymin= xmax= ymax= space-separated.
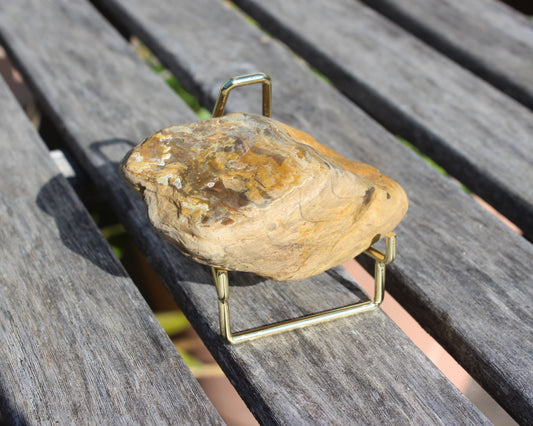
xmin=212 ymin=233 xmax=397 ymax=344
xmin=212 ymin=73 xmax=271 ymax=118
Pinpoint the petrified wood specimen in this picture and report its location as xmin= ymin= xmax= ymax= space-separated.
xmin=121 ymin=113 xmax=408 ymax=281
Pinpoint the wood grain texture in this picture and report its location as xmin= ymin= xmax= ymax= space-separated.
xmin=358 ymin=0 xmax=533 ymax=111
xmin=233 ymin=0 xmax=533 ymax=242
xmin=0 ymin=78 xmax=222 ymax=424
xmin=0 ymin=0 xmax=490 ymax=423
xmin=79 ymin=0 xmax=533 ymax=422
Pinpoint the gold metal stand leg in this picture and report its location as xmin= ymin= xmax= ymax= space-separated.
xmin=212 ymin=233 xmax=397 ymax=344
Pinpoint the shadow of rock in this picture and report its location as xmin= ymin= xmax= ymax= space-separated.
xmin=0 ymin=379 xmax=30 ymax=426
xmin=36 ymin=175 xmax=127 ymax=277
xmin=226 ymin=270 xmax=267 ymax=287
xmin=325 ymin=266 xmax=368 ymax=301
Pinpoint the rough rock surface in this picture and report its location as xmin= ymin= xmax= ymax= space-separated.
xmin=121 ymin=113 xmax=408 ymax=281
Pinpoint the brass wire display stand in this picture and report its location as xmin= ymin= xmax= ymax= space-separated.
xmin=212 ymin=233 xmax=396 ymax=344
xmin=211 ymin=73 xmax=398 ymax=344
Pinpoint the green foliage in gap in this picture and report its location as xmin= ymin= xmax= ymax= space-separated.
xmin=134 ymin=40 xmax=210 ymax=120
xmin=397 ymin=136 xmax=470 ymax=193
xmin=91 ymin=207 xmax=129 ymax=259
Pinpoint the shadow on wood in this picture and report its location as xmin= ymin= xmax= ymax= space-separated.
xmin=36 ymin=175 xmax=127 ymax=277
xmin=0 ymin=380 xmax=30 ymax=426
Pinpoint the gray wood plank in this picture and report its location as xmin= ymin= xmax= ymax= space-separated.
xmin=0 ymin=77 xmax=222 ymax=424
xmin=75 ymin=0 xmax=533 ymax=422
xmin=359 ymin=0 xmax=533 ymax=111
xmin=233 ymin=0 xmax=533 ymax=242
xmin=0 ymin=0 xmax=490 ymax=423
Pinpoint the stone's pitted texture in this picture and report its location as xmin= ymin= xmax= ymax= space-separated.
xmin=121 ymin=113 xmax=408 ymax=281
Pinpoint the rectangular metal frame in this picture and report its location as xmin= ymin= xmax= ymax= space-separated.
xmin=213 ymin=233 xmax=396 ymax=344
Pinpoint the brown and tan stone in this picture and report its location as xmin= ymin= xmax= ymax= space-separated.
xmin=121 ymin=112 xmax=408 ymax=281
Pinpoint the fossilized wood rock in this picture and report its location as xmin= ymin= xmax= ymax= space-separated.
xmin=121 ymin=113 xmax=408 ymax=281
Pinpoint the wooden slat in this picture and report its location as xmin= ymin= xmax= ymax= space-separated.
xmin=233 ymin=0 xmax=533 ymax=242
xmin=79 ymin=0 xmax=533 ymax=422
xmin=0 ymin=77 xmax=223 ymax=423
xmin=0 ymin=0 xmax=490 ymax=423
xmin=359 ymin=0 xmax=533 ymax=111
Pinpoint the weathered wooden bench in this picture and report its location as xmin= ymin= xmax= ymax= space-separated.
xmin=0 ymin=0 xmax=531 ymax=423
xmin=0 ymin=78 xmax=223 ymax=423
